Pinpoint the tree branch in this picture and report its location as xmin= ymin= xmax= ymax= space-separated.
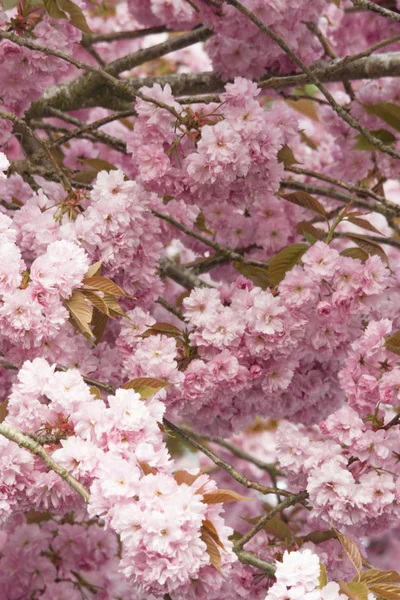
xmin=163 ymin=418 xmax=292 ymax=497
xmin=234 ymin=491 xmax=308 ymax=550
xmin=350 ymin=0 xmax=400 ymax=21
xmin=0 ymin=423 xmax=90 ymax=503
xmin=159 ymin=257 xmax=212 ymax=290
xmin=226 ymin=0 xmax=400 ymax=160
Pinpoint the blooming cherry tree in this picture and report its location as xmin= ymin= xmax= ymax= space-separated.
xmin=2 ymin=0 xmax=400 ymax=598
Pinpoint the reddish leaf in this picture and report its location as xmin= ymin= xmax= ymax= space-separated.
xmin=65 ymin=290 xmax=93 ymax=338
xmin=340 ymin=247 xmax=369 ymax=262
xmin=83 ymin=276 xmax=127 ymax=297
xmin=280 ymin=191 xmax=327 ymax=217
xmin=174 ymin=470 xmax=201 ymax=486
xmin=202 ymin=489 xmax=251 ymax=504
xmin=141 ymin=322 xmax=182 ymax=339
xmin=201 ymin=527 xmax=222 ymax=573
xmin=346 ymin=216 xmax=383 ymax=235
xmin=335 ymin=529 xmax=363 ymax=574
xmin=368 ymin=584 xmax=400 ymax=600
xmin=344 ymin=233 xmax=389 ymax=264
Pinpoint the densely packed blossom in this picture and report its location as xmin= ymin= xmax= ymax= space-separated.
xmin=2 ymin=0 xmax=400 ymax=597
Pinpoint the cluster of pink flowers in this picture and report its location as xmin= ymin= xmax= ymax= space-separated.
xmin=0 ymin=208 xmax=89 ymax=354
xmin=0 ymin=16 xmax=80 ymax=145
xmin=127 ymin=77 xmax=305 ymax=257
xmin=1 ymin=358 xmax=236 ymax=596
xmin=0 ymin=516 xmax=136 ymax=600
xmin=2 ymin=0 xmax=400 ymax=595
xmin=128 ymin=0 xmax=326 ymax=79
xmin=124 ymin=242 xmax=391 ymax=435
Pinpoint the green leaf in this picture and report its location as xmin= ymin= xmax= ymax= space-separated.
xmin=352 ymin=128 xmax=397 ymax=151
xmin=43 ymin=0 xmax=68 ymax=19
xmin=296 ymin=221 xmax=325 ymax=243
xmin=268 ymin=243 xmax=309 ymax=287
xmin=280 ymin=191 xmax=327 ymax=217
xmin=344 ymin=233 xmax=389 ymax=264
xmin=339 ymin=581 xmax=369 ymax=600
xmin=56 ymin=0 xmax=91 ymax=32
xmin=1 ymin=0 xmax=20 ymax=9
xmin=121 ymin=377 xmax=168 ymax=398
xmin=384 ymin=331 xmax=400 ymax=356
xmin=319 ymin=564 xmax=328 ymax=589
xmin=233 ymin=262 xmax=270 ymax=290
xmin=277 ymin=145 xmax=301 ymax=167
xmin=363 ymin=102 xmax=400 ymax=132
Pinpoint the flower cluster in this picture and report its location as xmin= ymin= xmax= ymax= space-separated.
xmin=134 ymin=242 xmax=392 ymax=435
xmin=2 ymin=358 xmax=236 ymax=596
xmin=265 ymin=549 xmax=362 ymax=600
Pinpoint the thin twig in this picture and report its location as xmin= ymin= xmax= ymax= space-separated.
xmin=153 ymin=210 xmax=267 ymax=268
xmin=234 ymin=491 xmax=308 ymax=550
xmin=159 ymin=257 xmax=213 ymax=290
xmin=163 ymin=418 xmax=292 ymax=497
xmin=180 ymin=427 xmax=283 ymax=477
xmin=82 ymin=26 xmax=169 ymax=45
xmin=156 ymin=297 xmax=186 ymax=321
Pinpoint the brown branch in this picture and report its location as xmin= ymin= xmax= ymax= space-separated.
xmin=280 ymin=179 xmax=400 ymax=219
xmin=153 ymin=210 xmax=267 ymax=268
xmin=234 ymin=491 xmax=308 ymax=550
xmin=350 ymin=0 xmax=400 ymax=21
xmin=234 ymin=549 xmax=276 ymax=576
xmin=285 ymin=166 xmax=391 ymax=206
xmin=106 ymin=26 xmax=212 ymax=76
xmin=156 ymin=297 xmax=186 ymax=321
xmin=163 ymin=418 xmax=292 ymax=497
xmin=225 ymin=0 xmax=400 ymax=160
xmin=0 ymin=108 xmax=72 ymax=192
xmin=178 ymin=427 xmax=283 ymax=477
xmin=159 ymin=257 xmax=213 ymax=290
xmin=0 ymin=423 xmax=90 ymax=502
xmin=82 ymin=26 xmax=169 ymax=45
